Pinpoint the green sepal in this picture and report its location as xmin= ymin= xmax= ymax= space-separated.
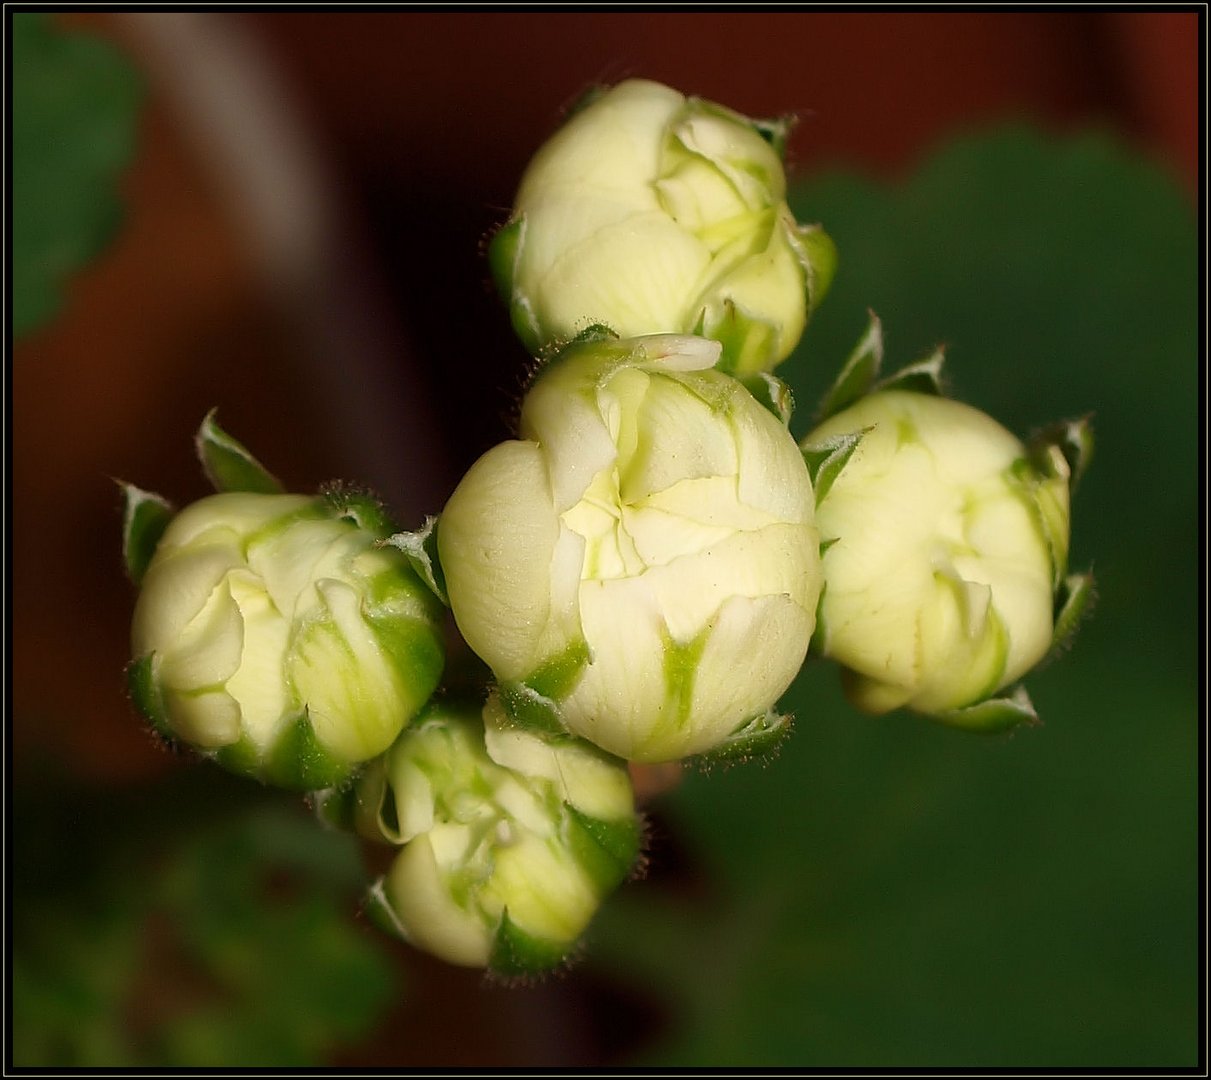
xmin=751 ymin=113 xmax=794 ymax=159
xmin=195 ymin=408 xmax=283 ymax=495
xmin=564 ymin=82 xmax=608 ymax=120
xmin=320 ymin=481 xmax=397 ymax=540
xmin=384 ymin=515 xmax=448 ymax=605
xmin=1008 ymin=449 xmax=1071 ymax=590
xmin=264 ymin=712 xmax=352 ymax=792
xmin=875 ymin=345 xmax=946 ymax=396
xmin=817 ymin=310 xmax=882 ymax=421
xmin=125 ymin=652 xmax=175 ymax=744
xmin=800 ymin=429 xmax=869 ymax=505
xmin=693 ymin=709 xmax=793 ymax=768
xmin=490 ymin=910 xmax=571 ymax=978
xmin=364 ymin=876 xmax=409 ymax=942
xmin=119 ymin=481 xmax=174 ymax=586
xmin=700 ymin=298 xmax=779 ymax=377
xmin=311 ymin=784 xmax=360 ymax=834
xmin=497 ymin=682 xmax=569 ymax=740
xmin=487 ymin=215 xmax=522 ymax=303
xmin=793 ymin=221 xmax=837 ymax=319
xmin=1050 ymin=571 xmax=1096 ymax=659
xmin=930 ymin=685 xmax=1039 ymax=735
xmin=1028 ymin=414 xmax=1095 ymax=495
xmin=740 ymin=371 xmax=795 ymax=426
xmin=212 ymin=733 xmax=262 ymax=780
xmin=807 ymin=581 xmax=829 ymax=656
xmin=565 ymin=807 xmax=641 ymax=894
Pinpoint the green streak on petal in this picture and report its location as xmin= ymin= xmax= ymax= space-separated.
xmin=931 ymin=685 xmax=1039 ymax=734
xmin=490 ymin=909 xmax=571 ymax=977
xmin=120 ymin=482 xmax=174 ymax=586
xmin=527 ymin=639 xmax=590 ymax=702
xmin=565 ymin=807 xmax=640 ymax=894
xmin=662 ymin=624 xmax=710 ymax=734
xmin=816 ymin=310 xmax=882 ymax=421
xmin=367 ymin=612 xmax=444 ymax=712
xmin=195 ymin=408 xmax=283 ymax=495
xmin=265 ymin=712 xmax=352 ymax=792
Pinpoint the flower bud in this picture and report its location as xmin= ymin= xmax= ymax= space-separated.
xmin=438 ymin=330 xmax=821 ymax=763
xmin=805 ymin=389 xmax=1074 ymax=719
xmin=129 ymin=490 xmax=444 ymax=789
xmin=354 ymin=696 xmax=640 ymax=975
xmin=489 ymin=78 xmax=835 ymax=376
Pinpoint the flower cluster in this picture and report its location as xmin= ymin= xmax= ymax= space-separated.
xmin=122 ymin=79 xmax=1092 ymax=975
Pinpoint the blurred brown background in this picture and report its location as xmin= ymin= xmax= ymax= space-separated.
xmin=11 ymin=11 xmax=1199 ymax=1067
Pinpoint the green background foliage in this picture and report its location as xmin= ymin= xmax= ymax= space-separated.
xmin=590 ymin=126 xmax=1198 ymax=1067
xmin=11 ymin=12 xmax=142 ymax=338
xmin=12 ymin=765 xmax=395 ymax=1068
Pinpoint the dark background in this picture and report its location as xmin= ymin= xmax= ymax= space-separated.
xmin=12 ymin=11 xmax=1200 ymax=1069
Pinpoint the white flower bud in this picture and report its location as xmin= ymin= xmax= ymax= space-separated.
xmin=129 ymin=491 xmax=444 ymax=789
xmin=438 ymin=331 xmax=821 ymax=762
xmin=806 ymin=390 xmax=1071 ymax=716
xmin=358 ymin=696 xmax=640 ymax=975
xmin=490 ymin=79 xmax=835 ymax=376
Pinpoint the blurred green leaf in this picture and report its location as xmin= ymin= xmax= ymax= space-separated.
xmin=12 ymin=12 xmax=142 ymax=338
xmin=12 ymin=766 xmax=395 ymax=1068
xmin=593 ymin=127 xmax=1197 ymax=1067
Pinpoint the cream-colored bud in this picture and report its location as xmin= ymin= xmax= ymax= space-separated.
xmin=130 ymin=492 xmax=444 ymax=789
xmin=807 ymin=391 xmax=1070 ymax=716
xmin=361 ymin=698 xmax=640 ymax=974
xmin=438 ymin=331 xmax=820 ymax=762
xmin=490 ymin=79 xmax=834 ymax=376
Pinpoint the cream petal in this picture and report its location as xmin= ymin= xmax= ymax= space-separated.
xmin=439 ymin=440 xmax=563 ymax=681
xmin=729 ymin=378 xmax=815 ymax=525
xmin=386 ymin=832 xmax=491 ymax=968
xmin=614 ymin=369 xmax=738 ymax=504
xmin=156 ymin=573 xmax=245 ymax=692
xmin=164 ymin=688 xmax=241 ymax=749
xmin=561 ymin=576 xmax=668 ymax=759
xmin=515 ymin=78 xmax=684 ymax=200
xmin=532 ymin=211 xmax=712 ymax=340
xmin=223 ymin=568 xmax=292 ymax=750
xmin=132 ymin=543 xmax=241 ymax=656
xmin=686 ymin=593 xmax=813 ymax=748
